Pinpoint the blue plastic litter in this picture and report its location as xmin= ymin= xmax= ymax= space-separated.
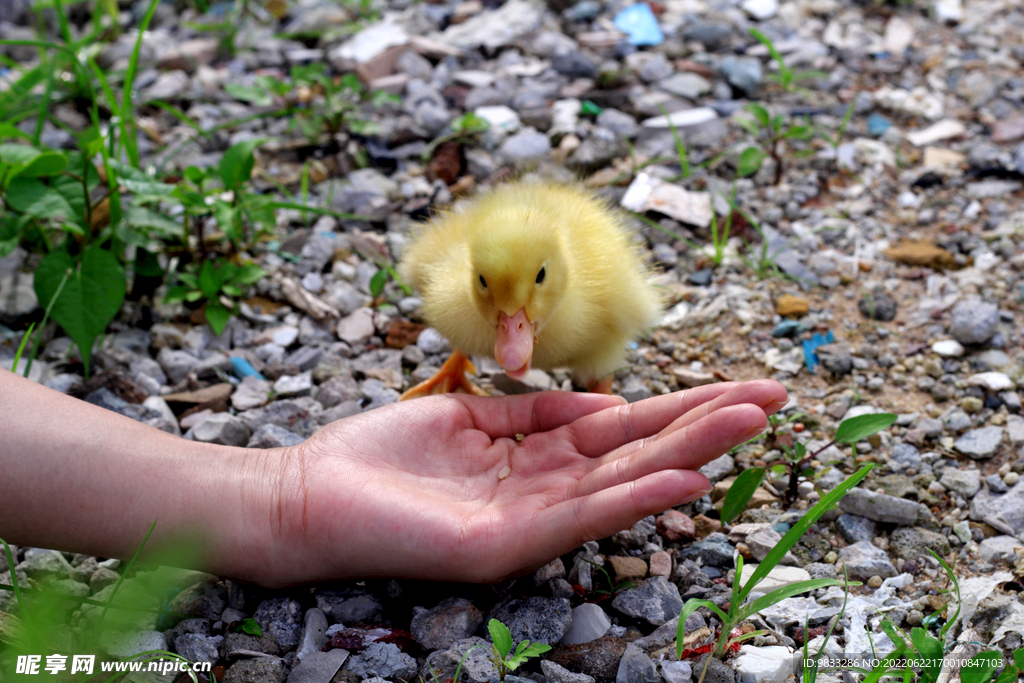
xmin=866 ymin=113 xmax=891 ymax=137
xmin=231 ymin=356 xmax=266 ymax=381
xmin=772 ymin=319 xmax=802 ymax=338
xmin=613 ymin=3 xmax=664 ymax=46
xmin=802 ymin=330 xmax=834 ymax=373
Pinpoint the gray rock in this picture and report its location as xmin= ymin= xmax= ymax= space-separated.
xmin=411 ymin=597 xmax=484 ymax=651
xmin=616 ymin=642 xmax=659 ymax=683
xmin=315 ymin=589 xmax=382 ymax=624
xmin=597 ymin=109 xmax=639 ymax=138
xmin=971 ymin=481 xmax=1024 ymax=537
xmin=497 ymin=128 xmax=551 ymax=162
xmin=719 ymin=56 xmax=762 ymax=95
xmin=940 ymin=468 xmax=981 ymax=498
xmin=889 ymin=527 xmax=951 ymax=561
xmin=238 ymin=398 xmax=322 ymax=437
xmin=175 ymin=634 xmax=222 ymax=665
xmin=560 ymin=602 xmax=611 ymax=645
xmin=158 ymin=347 xmax=200 ymax=384
xmin=323 ymin=281 xmax=371 ymax=316
xmin=254 ymin=597 xmax=303 ymax=651
xmin=693 ymin=653 xmax=736 ymax=683
xmin=285 ymin=346 xmax=323 ymax=372
xmin=102 ymin=630 xmax=167 ymax=660
xmin=978 ymin=535 xmax=1021 ymax=564
xmin=836 ymin=514 xmax=878 ymax=543
xmin=337 ymin=308 xmax=376 ymax=345
xmin=838 ymin=488 xmax=928 ymax=524
xmin=677 ymin=533 xmax=734 ymax=566
xmin=987 ymin=474 xmax=1009 ymax=494
xmin=315 ymin=375 xmax=361 ymax=408
xmin=296 ymin=231 xmax=337 ymax=277
xmin=891 ymin=443 xmax=922 ymax=470
xmin=635 ymin=53 xmax=673 ymax=82
xmin=295 ymin=608 xmax=329 ymax=662
xmin=287 ymin=649 xmax=348 ymax=683
xmin=421 ymin=637 xmax=498 ymax=683
xmin=700 ymin=454 xmax=734 ymax=483
xmin=318 ymin=401 xmax=362 ymax=424
xmin=552 ymin=51 xmax=597 ymax=78
xmin=621 ymin=382 xmax=652 ymax=403
xmin=489 ymin=596 xmax=572 ymax=645
xmin=682 ymin=22 xmax=733 ymax=50
xmin=610 ymin=576 xmax=682 ymax=626
xmin=192 ymin=413 xmax=252 ymax=447
xmin=817 ymin=343 xmax=853 ymax=377
xmin=542 ymin=660 xmax=596 ymax=683
xmin=343 ymin=642 xmax=417 ymax=681
xmin=837 ymin=541 xmax=896 ymax=580
xmin=247 ymin=423 xmax=305 ymax=449
xmin=955 ymin=427 xmax=1004 ymax=459
xmin=658 ymin=72 xmax=712 ymax=100
xmin=222 ymin=657 xmax=287 ymax=683
xmin=949 ymin=299 xmax=999 ymax=345
xmin=661 ymin=660 xmax=692 ymax=683
xmin=859 ymin=287 xmax=897 ymax=321
xmin=944 ymin=410 xmax=972 ymax=433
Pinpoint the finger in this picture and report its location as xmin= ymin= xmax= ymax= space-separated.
xmin=455 ymin=391 xmax=626 ymax=439
xmin=533 ymin=469 xmax=712 ymax=560
xmin=573 ymin=403 xmax=768 ymax=497
xmin=566 ymin=379 xmax=786 ymax=458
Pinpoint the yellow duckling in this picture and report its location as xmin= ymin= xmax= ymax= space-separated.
xmin=398 ymin=181 xmax=662 ymax=398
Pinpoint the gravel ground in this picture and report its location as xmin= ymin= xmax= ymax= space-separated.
xmin=3 ymin=0 xmax=1024 ymax=680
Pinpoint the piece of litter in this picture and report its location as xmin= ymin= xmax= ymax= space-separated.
xmin=498 ymin=466 xmax=512 ymax=480
xmin=515 ymin=433 xmax=526 ymax=442
xmin=613 ymin=3 xmax=663 ymax=46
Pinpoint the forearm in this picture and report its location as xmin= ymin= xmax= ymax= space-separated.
xmin=0 ymin=369 xmax=278 ymax=580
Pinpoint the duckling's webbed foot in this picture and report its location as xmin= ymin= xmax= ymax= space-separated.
xmin=399 ymin=349 xmax=490 ymax=401
xmin=587 ymin=376 xmax=614 ymax=395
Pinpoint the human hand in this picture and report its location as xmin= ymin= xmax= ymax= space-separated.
xmin=253 ymin=379 xmax=787 ymax=586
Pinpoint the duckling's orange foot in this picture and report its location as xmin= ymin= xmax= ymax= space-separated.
xmin=399 ymin=349 xmax=490 ymax=401
xmin=588 ymin=376 xmax=614 ymax=394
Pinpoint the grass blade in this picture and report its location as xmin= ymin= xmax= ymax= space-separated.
xmin=10 ymin=323 xmax=35 ymax=374
xmin=737 ymin=464 xmax=872 ymax=605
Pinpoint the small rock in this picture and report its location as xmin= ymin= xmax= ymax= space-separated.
xmin=939 ymin=469 xmax=981 ymax=498
xmin=410 ymin=597 xmax=484 ymax=651
xmin=610 ymin=576 xmax=682 ymax=626
xmin=731 ymin=645 xmax=795 ymax=683
xmin=955 ymin=427 xmax=1004 ymax=459
xmin=247 ymin=423 xmax=304 ymax=449
xmin=776 ymin=295 xmax=809 ymax=318
xmin=837 ymin=541 xmax=896 ymax=580
xmin=561 ymin=603 xmax=612 ymax=645
xmin=192 ymin=413 xmax=251 ymax=447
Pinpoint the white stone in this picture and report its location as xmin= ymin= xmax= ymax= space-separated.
xmin=332 ymin=20 xmax=408 ymax=63
xmin=874 ymin=86 xmax=944 ymax=120
xmin=966 ymin=372 xmax=1013 ymax=392
xmin=274 ymin=371 xmax=313 ymax=396
xmin=232 ymin=376 xmax=271 ymax=411
xmin=740 ymin=0 xmax=778 ymax=20
xmin=255 ymin=325 xmax=299 ymax=347
xmin=934 ymin=0 xmax=963 ymax=22
xmin=438 ymin=0 xmax=544 ymax=51
xmin=560 ymin=603 xmax=612 ymax=645
xmin=661 ymin=661 xmax=692 ymax=683
xmin=143 ymin=396 xmax=180 ymax=436
xmin=977 ymin=534 xmax=1018 ymax=563
xmin=932 ymin=339 xmax=965 ymax=357
xmin=337 ymin=308 xmax=376 ymax=345
xmin=453 ymin=70 xmax=496 ymax=88
xmin=550 ymin=98 xmax=581 ymax=136
xmin=474 ymin=105 xmax=521 ymax=132
xmin=731 ymin=645 xmax=796 ymax=683
xmin=884 ymin=16 xmax=914 ymax=54
xmin=620 ymin=173 xmax=712 ymax=228
xmin=739 ymin=564 xmax=812 ymax=592
xmin=642 ymin=107 xmax=718 ymax=129
xmin=1007 ymin=415 xmax=1024 ymax=445
xmin=906 ymin=119 xmax=966 ymax=147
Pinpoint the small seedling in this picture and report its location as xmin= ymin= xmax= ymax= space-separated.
xmin=237 ymin=618 xmax=262 ymax=636
xmin=164 ymin=259 xmax=266 ymax=334
xmin=749 ymin=28 xmax=827 ymax=94
xmin=422 ymin=111 xmax=490 ymax=161
xmin=736 ymin=103 xmax=814 ymax=185
xmin=679 ymin=465 xmax=870 ymax=683
xmin=574 ymin=554 xmax=637 ymax=601
xmin=484 ymin=619 xmax=551 ymax=682
xmin=722 ymin=412 xmax=897 ymax=519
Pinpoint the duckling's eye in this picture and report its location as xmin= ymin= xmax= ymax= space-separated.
xmin=479 ymin=274 xmax=487 ymax=288
xmin=536 ymin=267 xmax=546 ymax=284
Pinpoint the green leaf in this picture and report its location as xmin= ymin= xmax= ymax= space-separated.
xmin=738 ymin=579 xmax=844 ymax=622
xmin=737 ymin=147 xmax=767 ymax=178
xmin=961 ymin=652 xmax=1002 ymax=683
xmin=488 ymin=619 xmax=513 ymax=659
xmin=6 ymin=177 xmax=74 ymax=219
xmin=835 ymin=413 xmax=897 ymax=444
xmin=0 ymin=142 xmax=41 ymax=167
xmin=205 ymin=302 xmax=231 ymax=335
xmin=34 ymin=247 xmax=126 ymax=376
xmin=744 ymin=103 xmax=770 ymax=127
xmin=199 ymin=261 xmax=220 ymax=301
xmin=19 ymin=151 xmax=68 ymax=177
xmin=164 ymin=285 xmax=192 ymax=304
xmin=1015 ymin=649 xmax=1024 ymax=670
xmin=239 ymin=618 xmax=262 ymax=636
xmin=722 ymin=467 xmax=765 ymax=523
xmin=369 ymin=268 xmax=387 ymax=298
xmin=738 ymin=464 xmax=872 ymax=606
xmin=224 ymin=82 xmax=274 ymax=106
xmin=235 ymin=263 xmax=266 ymax=285
xmin=219 ymin=138 xmax=264 ymax=189
xmin=735 ymin=117 xmax=763 ymax=137
xmin=124 ymin=206 xmax=181 ymax=235
xmin=676 ymin=599 xmax=730 ymax=659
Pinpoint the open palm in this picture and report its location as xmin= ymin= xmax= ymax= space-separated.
xmin=268 ymin=380 xmax=787 ymax=585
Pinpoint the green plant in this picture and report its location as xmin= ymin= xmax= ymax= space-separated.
xmin=800 ymin=566 xmax=849 ymax=683
xmin=164 ymin=259 xmax=266 ymax=334
xmin=818 ymin=100 xmax=856 ymax=155
xmin=722 ymin=412 xmax=896 ymax=519
xmin=237 ymin=618 xmax=262 ymax=636
xmin=484 ymin=619 xmax=551 ymax=682
xmin=749 ymin=28 xmax=827 ymax=94
xmin=422 ymin=111 xmax=490 ymax=161
xmin=575 ymin=554 xmax=637 ymax=601
xmin=736 ymin=103 xmax=815 ymax=185
xmin=680 ymin=465 xmax=871 ymax=683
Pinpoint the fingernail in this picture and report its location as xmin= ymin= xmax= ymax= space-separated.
xmin=743 ymin=426 xmax=767 ymax=441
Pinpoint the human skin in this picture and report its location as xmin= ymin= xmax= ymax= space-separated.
xmin=0 ymin=368 xmax=787 ymax=586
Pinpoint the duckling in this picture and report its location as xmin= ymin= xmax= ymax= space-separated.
xmin=398 ymin=181 xmax=662 ymax=399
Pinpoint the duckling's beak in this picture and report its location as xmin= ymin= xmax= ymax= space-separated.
xmin=495 ymin=308 xmax=533 ymax=379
